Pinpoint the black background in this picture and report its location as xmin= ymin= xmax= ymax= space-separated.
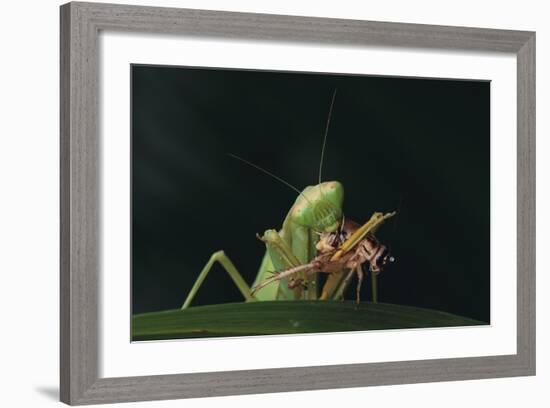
xmin=131 ymin=65 xmax=490 ymax=323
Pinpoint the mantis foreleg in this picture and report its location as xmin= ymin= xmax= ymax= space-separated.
xmin=181 ymin=251 xmax=255 ymax=310
xmin=254 ymin=229 xmax=304 ymax=300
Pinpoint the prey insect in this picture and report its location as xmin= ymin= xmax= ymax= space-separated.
xmin=181 ymin=90 xmax=396 ymax=309
xmin=252 ymin=213 xmax=396 ymax=304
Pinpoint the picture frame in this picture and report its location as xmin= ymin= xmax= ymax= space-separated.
xmin=60 ymin=1 xmax=535 ymax=405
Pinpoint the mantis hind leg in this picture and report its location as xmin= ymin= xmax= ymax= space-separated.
xmin=181 ymin=251 xmax=255 ymax=310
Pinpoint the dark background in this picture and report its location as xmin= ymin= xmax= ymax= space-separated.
xmin=131 ymin=64 xmax=490 ymax=323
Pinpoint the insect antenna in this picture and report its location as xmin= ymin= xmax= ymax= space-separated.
xmin=386 ymin=193 xmax=404 ymax=257
xmin=318 ymin=88 xmax=338 ymax=184
xmin=315 ymin=89 xmax=343 ymax=222
xmin=391 ymin=194 xmax=404 ymax=237
xmin=228 ymin=153 xmax=312 ymax=205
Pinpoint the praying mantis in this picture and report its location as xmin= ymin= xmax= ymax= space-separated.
xmin=181 ymin=90 xmax=396 ymax=310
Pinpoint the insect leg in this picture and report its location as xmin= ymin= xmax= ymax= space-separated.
xmin=251 ymin=263 xmax=318 ymax=294
xmin=255 ymin=229 xmax=304 ymax=300
xmin=371 ymin=270 xmax=378 ymax=303
xmin=355 ymin=265 xmax=364 ymax=305
xmin=331 ymin=268 xmax=355 ymax=301
xmin=181 ymin=251 xmax=254 ymax=310
xmin=320 ymin=271 xmax=347 ymax=300
xmin=289 ymin=225 xmax=319 ymax=300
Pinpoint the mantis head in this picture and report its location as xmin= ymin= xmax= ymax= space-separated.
xmin=291 ymin=181 xmax=344 ymax=233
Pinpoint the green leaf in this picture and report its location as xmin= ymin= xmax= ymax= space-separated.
xmin=132 ymin=301 xmax=486 ymax=341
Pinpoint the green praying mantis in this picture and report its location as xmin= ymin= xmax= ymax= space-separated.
xmin=181 ymin=91 xmax=396 ymax=310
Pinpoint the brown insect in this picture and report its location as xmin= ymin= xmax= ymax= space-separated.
xmin=252 ymin=211 xmax=396 ymax=304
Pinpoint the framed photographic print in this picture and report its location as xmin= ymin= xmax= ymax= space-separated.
xmin=60 ymin=1 xmax=535 ymax=405
xmin=130 ymin=65 xmax=490 ymax=341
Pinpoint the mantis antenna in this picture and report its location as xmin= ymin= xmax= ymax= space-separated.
xmin=227 ymin=153 xmax=313 ymax=205
xmin=230 ymin=89 xmax=340 ymax=213
xmin=318 ymin=88 xmax=338 ymax=184
xmin=315 ymin=88 xmax=342 ymax=219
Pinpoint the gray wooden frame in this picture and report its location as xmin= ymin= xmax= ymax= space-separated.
xmin=60 ymin=1 xmax=536 ymax=405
